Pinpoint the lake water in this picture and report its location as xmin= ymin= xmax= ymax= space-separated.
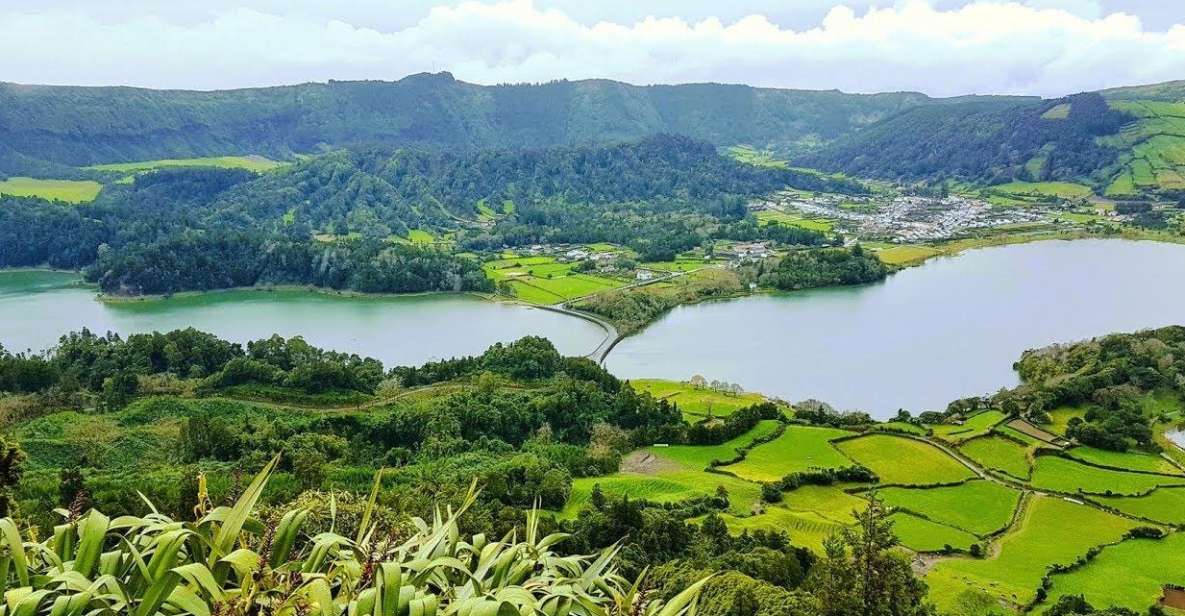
xmin=606 ymin=239 xmax=1185 ymax=417
xmin=0 ymin=271 xmax=607 ymax=368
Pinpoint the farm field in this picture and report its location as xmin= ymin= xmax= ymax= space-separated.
xmin=874 ymin=245 xmax=942 ymax=266
xmin=0 ymin=176 xmax=102 ymax=203
xmin=986 ymin=181 xmax=1093 ymax=200
xmin=925 ymin=495 xmax=1139 ymax=612
xmin=86 ymin=155 xmax=285 ymax=173
xmin=724 ymin=485 xmax=866 ymax=553
xmin=875 ymin=421 xmax=928 ymax=435
xmin=1028 ymin=455 xmax=1185 ymax=496
xmin=649 ymin=420 xmax=781 ymax=470
xmin=1041 ymin=533 xmax=1185 ymax=614
xmin=958 ymin=435 xmax=1032 ymax=479
xmin=931 ymin=410 xmax=1007 ymax=444
xmin=754 ymin=209 xmax=834 ymax=232
xmin=565 ymin=468 xmax=760 ymax=517
xmin=876 ymin=480 xmax=1021 ymax=536
xmin=888 ymin=512 xmax=978 ymax=552
xmin=482 ymin=255 xmax=628 ymax=304
xmin=1064 ymin=445 xmax=1182 ymax=475
xmin=1094 ymin=486 xmax=1185 ymax=525
xmin=630 ymin=379 xmax=770 ymax=420
xmin=833 ymin=434 xmax=976 ymax=485
xmin=722 ymin=424 xmax=854 ymax=482
xmin=1042 ymin=405 xmax=1087 ymax=435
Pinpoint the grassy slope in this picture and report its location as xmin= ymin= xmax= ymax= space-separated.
xmin=1094 ymin=487 xmax=1185 ymax=525
xmin=0 ymin=177 xmax=102 ymax=203
xmin=834 ymin=434 xmax=976 ymax=485
xmin=1041 ymin=533 xmax=1185 ymax=614
xmin=85 ymin=155 xmax=285 ymax=173
xmin=877 ymin=480 xmax=1021 ymax=536
xmin=958 ymin=436 xmax=1032 ymax=479
xmin=926 ymin=496 xmax=1138 ymax=611
xmin=890 ymin=512 xmax=978 ymax=552
xmin=630 ymin=379 xmax=769 ymax=421
xmin=723 ymin=425 xmax=853 ymax=482
xmin=1029 ymin=455 xmax=1185 ymax=496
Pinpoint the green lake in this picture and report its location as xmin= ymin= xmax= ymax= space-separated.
xmin=0 ymin=272 xmax=607 ymax=367
xmin=605 ymin=239 xmax=1185 ymax=417
xmin=3 ymin=239 xmax=1185 ymax=417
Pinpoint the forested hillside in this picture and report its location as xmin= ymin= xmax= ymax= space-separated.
xmin=797 ymin=93 xmax=1131 ymax=186
xmin=0 ymin=135 xmax=853 ymax=294
xmin=0 ymin=74 xmax=934 ymax=176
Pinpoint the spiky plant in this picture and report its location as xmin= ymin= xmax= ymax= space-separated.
xmin=0 ymin=457 xmax=707 ymax=616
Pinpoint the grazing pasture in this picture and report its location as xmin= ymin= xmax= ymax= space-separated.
xmin=834 ymin=434 xmax=976 ymax=485
xmin=630 ymin=379 xmax=770 ymax=420
xmin=564 ymin=467 xmax=760 ymax=518
xmin=754 ymin=209 xmax=834 ymax=232
xmin=1094 ymin=487 xmax=1185 ymax=525
xmin=86 ymin=155 xmax=285 ymax=173
xmin=874 ymin=245 xmax=942 ymax=266
xmin=925 ymin=496 xmax=1138 ymax=612
xmin=1029 ymin=455 xmax=1185 ymax=496
xmin=723 ymin=425 xmax=853 ymax=482
xmin=484 ymin=255 xmax=627 ymax=304
xmin=725 ymin=485 xmax=865 ymax=553
xmin=877 ymin=480 xmax=1021 ymax=536
xmin=932 ymin=410 xmax=1007 ymax=444
xmin=889 ymin=513 xmax=978 ymax=552
xmin=1065 ymin=446 xmax=1182 ymax=475
xmin=1041 ymin=533 xmax=1185 ymax=615
xmin=653 ymin=420 xmax=781 ymax=470
xmin=958 ymin=436 xmax=1032 ymax=479
xmin=0 ymin=177 xmax=102 ymax=203
xmin=1043 ymin=405 xmax=1087 ymax=435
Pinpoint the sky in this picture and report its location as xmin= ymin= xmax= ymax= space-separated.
xmin=3 ymin=0 xmax=1185 ymax=97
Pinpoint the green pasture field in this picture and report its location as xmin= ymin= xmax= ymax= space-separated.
xmin=1064 ymin=445 xmax=1182 ymax=475
xmin=725 ymin=485 xmax=866 ymax=553
xmin=650 ymin=420 xmax=781 ymax=470
xmin=565 ymin=469 xmax=761 ymax=518
xmin=1043 ymin=405 xmax=1087 ymax=435
xmin=876 ymin=480 xmax=1021 ymax=536
xmin=1094 ymin=486 xmax=1185 ymax=525
xmin=834 ymin=434 xmax=976 ymax=485
xmin=641 ymin=260 xmax=703 ymax=273
xmin=958 ymin=436 xmax=1032 ymax=479
xmin=484 ymin=255 xmax=627 ymax=304
xmin=630 ymin=379 xmax=769 ymax=420
xmin=1041 ymin=533 xmax=1185 ymax=615
xmin=86 ymin=155 xmax=285 ymax=173
xmin=727 ymin=145 xmax=788 ymax=169
xmin=875 ymin=421 xmax=928 ymax=435
xmin=874 ymin=245 xmax=942 ymax=266
xmin=723 ymin=425 xmax=853 ymax=482
xmin=925 ymin=495 xmax=1139 ymax=612
xmin=987 ymin=181 xmax=1092 ymax=200
xmin=754 ymin=209 xmax=834 ymax=232
xmin=1029 ymin=455 xmax=1185 ymax=496
xmin=889 ymin=513 xmax=978 ymax=552
xmin=931 ymin=410 xmax=1007 ymax=444
xmin=404 ymin=229 xmax=435 ymax=244
xmin=0 ymin=177 xmax=102 ymax=203
xmin=1041 ymin=103 xmax=1071 ymax=120
xmin=995 ymin=424 xmax=1044 ymax=447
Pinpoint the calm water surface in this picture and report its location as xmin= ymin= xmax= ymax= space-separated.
xmin=606 ymin=239 xmax=1185 ymax=417
xmin=0 ymin=272 xmax=606 ymax=367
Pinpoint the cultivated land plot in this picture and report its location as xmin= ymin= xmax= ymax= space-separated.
xmin=833 ymin=434 xmax=975 ymax=485
xmin=889 ymin=512 xmax=978 ymax=552
xmin=874 ymin=245 xmax=942 ymax=266
xmin=1029 ymin=455 xmax=1185 ymax=496
xmin=484 ymin=255 xmax=627 ymax=304
xmin=630 ymin=379 xmax=768 ymax=420
xmin=652 ymin=420 xmax=781 ymax=470
xmin=877 ymin=480 xmax=1021 ymax=536
xmin=988 ymin=181 xmax=1092 ymax=200
xmin=0 ymin=177 xmax=102 ymax=203
xmin=1065 ymin=446 xmax=1182 ymax=475
xmin=754 ymin=209 xmax=834 ymax=232
xmin=1041 ymin=533 xmax=1185 ymax=615
xmin=925 ymin=496 xmax=1139 ymax=612
xmin=931 ymin=410 xmax=1007 ymax=444
xmin=723 ymin=425 xmax=853 ymax=482
xmin=1094 ymin=486 xmax=1185 ymax=525
xmin=725 ymin=485 xmax=866 ymax=553
xmin=959 ymin=436 xmax=1032 ymax=479
xmin=86 ymin=155 xmax=285 ymax=173
xmin=564 ymin=467 xmax=760 ymax=518
xmin=876 ymin=421 xmax=928 ymax=435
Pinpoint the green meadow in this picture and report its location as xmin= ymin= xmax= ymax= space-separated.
xmin=630 ymin=379 xmax=770 ymax=421
xmin=1029 ymin=455 xmax=1184 ymax=496
xmin=932 ymin=410 xmax=1007 ymax=444
xmin=86 ymin=155 xmax=285 ymax=173
xmin=1041 ymin=533 xmax=1185 ymax=614
xmin=834 ymin=434 xmax=976 ymax=485
xmin=723 ymin=424 xmax=854 ymax=482
xmin=889 ymin=513 xmax=978 ymax=552
xmin=1064 ymin=445 xmax=1182 ymax=475
xmin=0 ymin=176 xmax=103 ymax=203
xmin=877 ymin=480 xmax=1021 ymax=536
xmin=483 ymin=254 xmax=627 ymax=304
xmin=1094 ymin=486 xmax=1185 ymax=525
xmin=925 ymin=496 xmax=1138 ymax=612
xmin=754 ymin=209 xmax=835 ymax=232
xmin=958 ymin=436 xmax=1032 ymax=479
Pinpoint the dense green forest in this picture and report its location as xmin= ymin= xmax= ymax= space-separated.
xmin=0 ymin=135 xmax=856 ymax=294
xmin=0 ymin=75 xmax=942 ymax=177
xmin=745 ymin=245 xmax=889 ymax=291
xmin=798 ymin=93 xmax=1131 ymax=185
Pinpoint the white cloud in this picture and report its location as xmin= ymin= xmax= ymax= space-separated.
xmin=2 ymin=0 xmax=1185 ymax=96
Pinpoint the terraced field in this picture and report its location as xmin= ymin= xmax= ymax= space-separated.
xmin=877 ymin=480 xmax=1020 ymax=536
xmin=723 ymin=425 xmax=853 ymax=482
xmin=834 ymin=434 xmax=976 ymax=485
xmin=925 ymin=496 xmax=1139 ymax=611
xmin=959 ymin=435 xmax=1032 ymax=479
